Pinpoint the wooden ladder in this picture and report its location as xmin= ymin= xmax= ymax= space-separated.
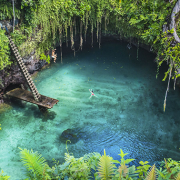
xmin=7 ymin=35 xmax=41 ymax=102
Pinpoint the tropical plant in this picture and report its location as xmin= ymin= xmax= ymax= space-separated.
xmin=40 ymin=53 xmax=50 ymax=64
xmin=0 ymin=0 xmax=180 ymax=111
xmin=135 ymin=161 xmax=151 ymax=179
xmin=51 ymin=141 xmax=101 ymax=179
xmin=96 ymin=149 xmax=137 ymax=180
xmin=19 ymin=147 xmax=51 ymax=180
xmin=10 ymin=29 xmax=26 ymax=47
xmin=1 ymin=147 xmax=180 ymax=179
xmin=96 ymin=149 xmax=116 ymax=179
xmin=0 ymin=170 xmax=10 ymax=180
xmin=0 ymin=29 xmax=11 ymax=70
xmin=145 ymin=164 xmax=156 ymax=180
xmin=113 ymin=149 xmax=136 ymax=180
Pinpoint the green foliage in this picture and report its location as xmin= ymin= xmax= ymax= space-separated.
xmin=3 ymin=148 xmax=180 ymax=179
xmin=0 ymin=0 xmax=20 ymax=20
xmin=10 ymin=30 xmax=26 ymax=47
xmin=0 ymin=0 xmax=180 ymax=111
xmin=40 ymin=53 xmax=50 ymax=64
xmin=51 ymin=144 xmax=101 ymax=179
xmin=135 ymin=161 xmax=151 ymax=179
xmin=0 ymin=0 xmax=177 ymax=75
xmin=145 ymin=164 xmax=156 ymax=180
xmin=97 ymin=149 xmax=116 ymax=179
xmin=0 ymin=170 xmax=10 ymax=180
xmin=0 ymin=29 xmax=11 ymax=70
xmin=19 ymin=147 xmax=51 ymax=179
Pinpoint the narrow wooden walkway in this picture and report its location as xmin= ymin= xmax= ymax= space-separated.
xmin=6 ymin=88 xmax=59 ymax=109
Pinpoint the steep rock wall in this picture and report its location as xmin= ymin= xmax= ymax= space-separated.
xmin=170 ymin=0 xmax=180 ymax=43
xmin=0 ymin=53 xmax=49 ymax=104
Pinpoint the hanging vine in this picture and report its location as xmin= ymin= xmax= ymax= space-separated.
xmin=1 ymin=0 xmax=180 ymax=111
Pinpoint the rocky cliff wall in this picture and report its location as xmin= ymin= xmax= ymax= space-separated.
xmin=0 ymin=53 xmax=49 ymax=104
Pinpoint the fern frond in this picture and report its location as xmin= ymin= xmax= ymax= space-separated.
xmin=145 ymin=164 xmax=156 ymax=180
xmin=164 ymin=158 xmax=171 ymax=173
xmin=19 ymin=148 xmax=51 ymax=179
xmin=97 ymin=149 xmax=115 ymax=180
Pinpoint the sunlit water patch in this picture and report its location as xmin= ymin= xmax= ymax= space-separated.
xmin=0 ymin=40 xmax=180 ymax=179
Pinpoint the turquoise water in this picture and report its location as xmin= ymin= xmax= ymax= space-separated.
xmin=1 ymin=40 xmax=180 ymax=179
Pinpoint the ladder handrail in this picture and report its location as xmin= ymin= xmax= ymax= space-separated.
xmin=7 ymin=34 xmax=42 ymax=102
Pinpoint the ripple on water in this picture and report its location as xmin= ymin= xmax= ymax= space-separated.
xmin=64 ymin=124 xmax=166 ymax=167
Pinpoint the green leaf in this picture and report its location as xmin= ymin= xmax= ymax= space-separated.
xmin=118 ymin=149 xmax=128 ymax=159
xmin=97 ymin=149 xmax=115 ymax=179
xmin=112 ymin=160 xmax=120 ymax=164
xmin=124 ymin=159 xmax=135 ymax=165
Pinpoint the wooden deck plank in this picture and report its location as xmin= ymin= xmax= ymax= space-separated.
xmin=6 ymin=88 xmax=59 ymax=109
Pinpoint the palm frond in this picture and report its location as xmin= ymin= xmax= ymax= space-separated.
xmin=19 ymin=148 xmax=51 ymax=179
xmin=97 ymin=149 xmax=115 ymax=180
xmin=145 ymin=164 xmax=157 ymax=180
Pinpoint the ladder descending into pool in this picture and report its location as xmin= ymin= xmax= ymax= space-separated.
xmin=7 ymin=35 xmax=41 ymax=102
xmin=5 ymin=27 xmax=59 ymax=111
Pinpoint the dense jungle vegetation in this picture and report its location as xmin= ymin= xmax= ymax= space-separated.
xmin=1 ymin=145 xmax=180 ymax=179
xmin=1 ymin=0 xmax=180 ymax=179
xmin=0 ymin=0 xmax=179 ymax=110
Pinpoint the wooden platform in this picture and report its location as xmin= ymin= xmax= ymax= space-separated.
xmin=6 ymin=88 xmax=59 ymax=109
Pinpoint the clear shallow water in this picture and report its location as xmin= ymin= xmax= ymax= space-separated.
xmin=1 ymin=40 xmax=180 ymax=179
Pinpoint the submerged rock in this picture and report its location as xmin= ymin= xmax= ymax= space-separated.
xmin=60 ymin=129 xmax=81 ymax=144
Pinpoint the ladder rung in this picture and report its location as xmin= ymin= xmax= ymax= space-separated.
xmin=18 ymin=58 xmax=22 ymax=61
xmin=27 ymin=76 xmax=32 ymax=80
xmin=29 ymin=82 xmax=34 ymax=86
xmin=21 ymin=66 xmax=26 ymax=69
xmin=10 ymin=43 xmax=14 ymax=46
xmin=21 ymin=66 xmax=26 ymax=70
xmin=24 ymin=71 xmax=29 ymax=77
xmin=18 ymin=59 xmax=23 ymax=63
xmin=24 ymin=73 xmax=29 ymax=77
xmin=16 ymin=56 xmax=21 ymax=60
xmin=29 ymin=81 xmax=34 ymax=85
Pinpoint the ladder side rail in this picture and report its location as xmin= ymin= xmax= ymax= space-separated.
xmin=7 ymin=35 xmax=41 ymax=101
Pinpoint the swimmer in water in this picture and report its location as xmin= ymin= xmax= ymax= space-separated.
xmin=89 ymin=89 xmax=97 ymax=99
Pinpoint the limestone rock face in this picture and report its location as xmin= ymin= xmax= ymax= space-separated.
xmin=0 ymin=53 xmax=48 ymax=104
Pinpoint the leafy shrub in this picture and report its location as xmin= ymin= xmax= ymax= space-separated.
xmin=2 ymin=147 xmax=180 ymax=180
xmin=0 ymin=29 xmax=11 ymax=70
xmin=0 ymin=170 xmax=10 ymax=180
